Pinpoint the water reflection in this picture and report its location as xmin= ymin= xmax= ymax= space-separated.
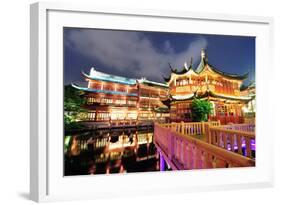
xmin=64 ymin=128 xmax=161 ymax=176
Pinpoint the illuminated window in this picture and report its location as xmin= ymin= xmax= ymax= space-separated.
xmin=127 ymin=112 xmax=137 ymax=119
xmin=97 ymin=112 xmax=110 ymax=120
xmin=115 ymin=99 xmax=126 ymax=105
xmin=111 ymin=111 xmax=126 ymax=120
xmin=87 ymin=97 xmax=97 ymax=104
xmin=87 ymin=112 xmax=95 ymax=120
xmin=128 ymin=100 xmax=137 ymax=106
xmin=101 ymin=98 xmax=113 ymax=104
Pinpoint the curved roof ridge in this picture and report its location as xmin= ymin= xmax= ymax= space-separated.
xmin=163 ymin=74 xmax=171 ymax=82
xmin=138 ymin=78 xmax=169 ymax=88
xmin=207 ymin=62 xmax=249 ymax=80
xmin=71 ymin=83 xmax=138 ymax=97
xmin=172 ymin=66 xmax=188 ymax=75
xmin=194 ymin=49 xmax=249 ymax=80
xmin=82 ymin=67 xmax=137 ymax=85
xmin=194 ymin=58 xmax=207 ymax=74
xmin=171 ymin=92 xmax=196 ymax=100
xmin=208 ymin=90 xmax=252 ymax=101
xmin=171 ymin=57 xmax=195 ymax=75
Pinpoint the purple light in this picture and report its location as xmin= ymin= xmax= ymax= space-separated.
xmin=226 ymin=140 xmax=256 ymax=151
xmin=159 ymin=153 xmax=165 ymax=171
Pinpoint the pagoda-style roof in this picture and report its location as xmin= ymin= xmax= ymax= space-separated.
xmin=163 ymin=49 xmax=249 ymax=82
xmin=163 ymin=75 xmax=171 ymax=82
xmin=82 ymin=67 xmax=137 ymax=85
xmin=165 ymin=90 xmax=252 ymax=103
xmin=195 ymin=57 xmax=249 ymax=80
xmin=167 ymin=60 xmax=194 ymax=76
xmin=138 ymin=78 xmax=169 ymax=88
xmin=71 ymin=83 xmax=138 ymax=97
xmin=170 ymin=66 xmax=189 ymax=75
xmin=83 ymin=67 xmax=169 ymax=88
xmin=153 ymin=106 xmax=170 ymax=113
xmin=240 ymin=81 xmax=255 ymax=91
xmin=161 ymin=97 xmax=172 ymax=108
xmin=171 ymin=93 xmax=196 ymax=101
xmin=207 ymin=90 xmax=252 ymax=101
xmin=164 ymin=67 xmax=197 ymax=83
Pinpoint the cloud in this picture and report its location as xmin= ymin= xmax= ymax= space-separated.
xmin=65 ymin=29 xmax=208 ymax=82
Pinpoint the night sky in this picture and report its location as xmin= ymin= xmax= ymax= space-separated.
xmin=64 ymin=28 xmax=255 ymax=87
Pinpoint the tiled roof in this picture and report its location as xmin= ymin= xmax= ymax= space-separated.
xmin=71 ymin=83 xmax=138 ymax=97
xmin=83 ymin=68 xmax=137 ymax=85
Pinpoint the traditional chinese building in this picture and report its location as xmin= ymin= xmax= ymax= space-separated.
xmin=72 ymin=68 xmax=169 ymax=124
xmin=240 ymin=82 xmax=256 ymax=123
xmin=71 ymin=49 xmax=254 ymax=125
xmin=162 ymin=49 xmax=253 ymax=124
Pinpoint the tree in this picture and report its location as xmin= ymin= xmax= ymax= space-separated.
xmin=191 ymin=98 xmax=213 ymax=122
xmin=64 ymin=85 xmax=86 ymax=131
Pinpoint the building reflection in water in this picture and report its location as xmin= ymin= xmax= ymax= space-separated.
xmin=64 ymin=128 xmax=166 ymax=176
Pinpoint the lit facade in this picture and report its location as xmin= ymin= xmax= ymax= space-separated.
xmin=72 ymin=49 xmax=254 ymax=125
xmin=241 ymin=82 xmax=256 ymax=113
xmin=72 ymin=68 xmax=169 ymax=123
xmin=162 ymin=49 xmax=253 ymax=124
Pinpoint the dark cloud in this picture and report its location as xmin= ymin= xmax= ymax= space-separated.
xmin=65 ymin=29 xmax=208 ymax=82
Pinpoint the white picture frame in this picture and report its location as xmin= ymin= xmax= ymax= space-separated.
xmin=30 ymin=2 xmax=274 ymax=202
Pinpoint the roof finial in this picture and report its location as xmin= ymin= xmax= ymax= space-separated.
xmin=201 ymin=49 xmax=206 ymax=59
xmin=201 ymin=49 xmax=208 ymax=62
xmin=190 ymin=57 xmax=193 ymax=67
xmin=184 ymin=62 xmax=188 ymax=69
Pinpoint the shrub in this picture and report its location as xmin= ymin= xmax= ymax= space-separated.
xmin=191 ymin=98 xmax=213 ymax=122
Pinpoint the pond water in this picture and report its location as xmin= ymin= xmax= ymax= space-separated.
xmin=64 ymin=127 xmax=167 ymax=176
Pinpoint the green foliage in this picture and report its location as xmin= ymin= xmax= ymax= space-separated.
xmin=191 ymin=98 xmax=213 ymax=122
xmin=64 ymin=85 xmax=86 ymax=131
xmin=64 ymin=85 xmax=85 ymax=112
